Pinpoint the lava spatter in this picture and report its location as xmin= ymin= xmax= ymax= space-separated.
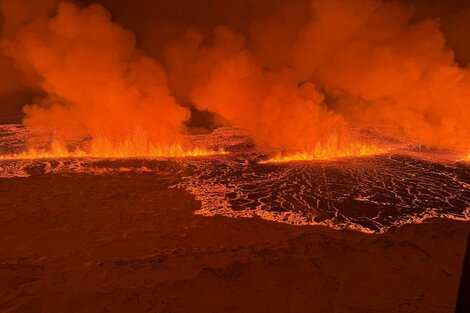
xmin=1 ymin=125 xmax=469 ymax=233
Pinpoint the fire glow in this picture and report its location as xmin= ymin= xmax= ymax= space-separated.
xmin=0 ymin=140 xmax=226 ymax=160
xmin=261 ymin=142 xmax=390 ymax=163
xmin=0 ymin=0 xmax=469 ymax=165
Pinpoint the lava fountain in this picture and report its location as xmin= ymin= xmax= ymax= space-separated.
xmin=261 ymin=138 xmax=390 ymax=163
xmin=0 ymin=136 xmax=226 ymax=160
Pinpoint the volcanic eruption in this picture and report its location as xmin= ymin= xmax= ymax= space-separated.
xmin=0 ymin=0 xmax=469 ymax=312
xmin=0 ymin=0 xmax=468 ymax=232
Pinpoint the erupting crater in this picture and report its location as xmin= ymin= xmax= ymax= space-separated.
xmin=0 ymin=130 xmax=226 ymax=161
xmin=261 ymin=142 xmax=390 ymax=163
xmin=0 ymin=144 xmax=226 ymax=161
xmin=0 ymin=125 xmax=469 ymax=233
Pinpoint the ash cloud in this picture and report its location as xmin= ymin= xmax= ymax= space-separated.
xmin=0 ymin=0 xmax=469 ymax=152
xmin=1 ymin=1 xmax=189 ymax=146
xmin=292 ymin=0 xmax=470 ymax=150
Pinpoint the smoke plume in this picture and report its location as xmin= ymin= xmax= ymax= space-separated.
xmin=0 ymin=0 xmax=469 ymax=154
xmin=2 ymin=1 xmax=189 ymax=149
xmin=293 ymin=0 xmax=470 ymax=151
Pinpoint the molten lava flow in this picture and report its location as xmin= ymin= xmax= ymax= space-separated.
xmin=261 ymin=140 xmax=389 ymax=163
xmin=0 ymin=140 xmax=226 ymax=160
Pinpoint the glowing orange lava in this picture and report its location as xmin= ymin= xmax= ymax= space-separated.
xmin=261 ymin=141 xmax=390 ymax=163
xmin=0 ymin=140 xmax=226 ymax=160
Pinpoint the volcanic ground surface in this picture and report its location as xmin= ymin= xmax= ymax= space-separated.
xmin=0 ymin=124 xmax=469 ymax=233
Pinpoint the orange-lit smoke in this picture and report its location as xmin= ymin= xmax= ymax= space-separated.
xmin=0 ymin=0 xmax=469 ymax=159
xmin=165 ymin=27 xmax=346 ymax=151
xmin=2 ymin=2 xmax=192 ymax=156
xmin=162 ymin=0 xmax=470 ymax=156
xmin=293 ymin=0 xmax=470 ymax=152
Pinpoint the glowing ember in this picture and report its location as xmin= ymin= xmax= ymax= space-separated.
xmin=0 ymin=140 xmax=226 ymax=160
xmin=261 ymin=141 xmax=389 ymax=163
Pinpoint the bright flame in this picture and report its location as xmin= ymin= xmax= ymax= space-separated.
xmin=0 ymin=139 xmax=226 ymax=160
xmin=261 ymin=141 xmax=390 ymax=163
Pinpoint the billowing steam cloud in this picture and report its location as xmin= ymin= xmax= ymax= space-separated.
xmin=293 ymin=0 xmax=470 ymax=151
xmin=165 ymin=27 xmax=345 ymax=150
xmin=163 ymin=0 xmax=470 ymax=152
xmin=0 ymin=0 xmax=469 ymax=154
xmin=2 ymin=1 xmax=189 ymax=149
